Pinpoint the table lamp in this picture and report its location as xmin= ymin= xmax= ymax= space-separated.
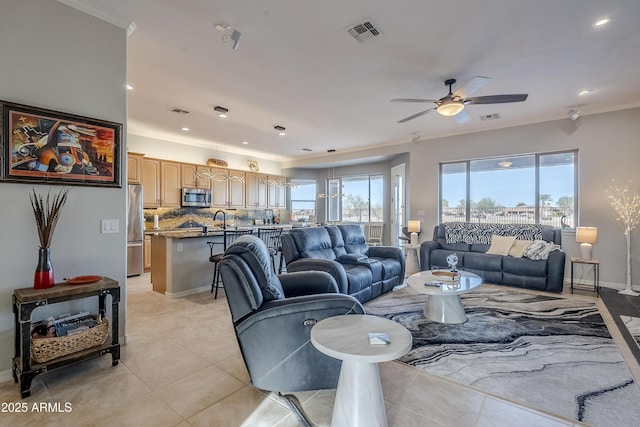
xmin=408 ymin=220 xmax=420 ymax=245
xmin=576 ymin=226 xmax=598 ymax=260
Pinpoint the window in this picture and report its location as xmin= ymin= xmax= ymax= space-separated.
xmin=440 ymin=151 xmax=576 ymax=228
xmin=327 ymin=174 xmax=384 ymax=223
xmin=290 ymin=179 xmax=317 ymax=223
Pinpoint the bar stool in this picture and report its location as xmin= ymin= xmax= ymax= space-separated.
xmin=207 ymin=229 xmax=254 ymax=298
xmin=257 ymin=227 xmax=283 ymax=272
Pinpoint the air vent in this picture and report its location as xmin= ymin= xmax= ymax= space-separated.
xmin=346 ymin=19 xmax=382 ymax=43
xmin=170 ymin=107 xmax=190 ymax=114
xmin=479 ymin=113 xmax=501 ymax=121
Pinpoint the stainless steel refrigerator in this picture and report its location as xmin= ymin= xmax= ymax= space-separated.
xmin=127 ymin=184 xmax=144 ymax=277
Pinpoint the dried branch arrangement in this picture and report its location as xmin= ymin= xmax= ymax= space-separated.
xmin=29 ymin=187 xmax=71 ymax=249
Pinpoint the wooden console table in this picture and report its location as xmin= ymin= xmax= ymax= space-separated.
xmin=12 ymin=277 xmax=120 ymax=398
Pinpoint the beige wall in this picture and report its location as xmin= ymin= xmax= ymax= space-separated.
xmin=408 ymin=108 xmax=640 ymax=288
xmin=0 ymin=1 xmax=127 ymax=376
xmin=128 ymin=134 xmax=283 ymax=175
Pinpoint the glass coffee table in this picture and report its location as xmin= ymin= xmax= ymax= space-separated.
xmin=407 ymin=270 xmax=483 ymax=324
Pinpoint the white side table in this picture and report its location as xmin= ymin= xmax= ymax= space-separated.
xmin=311 ymin=314 xmax=412 ymax=427
xmin=401 ymin=243 xmax=421 ymax=276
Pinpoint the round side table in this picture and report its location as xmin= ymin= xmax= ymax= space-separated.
xmin=311 ymin=314 xmax=412 ymax=427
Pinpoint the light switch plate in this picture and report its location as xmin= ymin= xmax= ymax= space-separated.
xmin=101 ymin=219 xmax=119 ymax=234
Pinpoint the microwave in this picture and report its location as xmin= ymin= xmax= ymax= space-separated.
xmin=181 ymin=188 xmax=212 ymax=207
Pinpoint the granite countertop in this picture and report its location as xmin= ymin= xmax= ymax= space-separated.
xmin=146 ymin=226 xmax=288 ymax=239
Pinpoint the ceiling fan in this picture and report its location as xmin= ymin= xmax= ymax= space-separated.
xmin=391 ymin=77 xmax=528 ymax=123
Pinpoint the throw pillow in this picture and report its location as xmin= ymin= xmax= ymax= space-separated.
xmin=486 ymin=235 xmax=516 ymax=256
xmin=509 ymin=239 xmax=533 ymax=258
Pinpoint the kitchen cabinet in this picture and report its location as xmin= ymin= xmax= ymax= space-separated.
xmin=181 ymin=163 xmax=212 ymax=190
xmin=160 ymin=161 xmax=181 ymax=207
xmin=127 ymin=152 xmax=144 ymax=184
xmin=141 ymin=158 xmax=181 ymax=208
xmin=212 ymin=169 xmax=245 ymax=208
xmin=246 ymin=172 xmax=268 ymax=209
xmin=142 ymin=158 xmax=161 ymax=208
xmin=144 ymin=235 xmax=152 ymax=271
xmin=268 ymin=175 xmax=287 ymax=209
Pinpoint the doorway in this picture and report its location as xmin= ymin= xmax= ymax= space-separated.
xmin=391 ymin=163 xmax=406 ymax=246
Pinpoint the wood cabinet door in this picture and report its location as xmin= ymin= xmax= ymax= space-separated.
xmin=161 ymin=161 xmax=181 ymax=207
xmin=127 ymin=153 xmax=143 ymax=184
xmin=211 ymin=169 xmax=229 ymax=207
xmin=144 ymin=236 xmax=152 ymax=270
xmin=246 ymin=172 xmax=267 ymax=208
xmin=268 ymin=175 xmax=287 ymax=208
xmin=180 ymin=163 xmax=197 ymax=188
xmin=228 ymin=170 xmax=246 ymax=208
xmin=142 ymin=158 xmax=161 ymax=208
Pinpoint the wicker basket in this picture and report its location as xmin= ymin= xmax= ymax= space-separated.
xmin=31 ymin=316 xmax=109 ymax=364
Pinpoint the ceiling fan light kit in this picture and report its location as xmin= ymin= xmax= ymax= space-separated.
xmin=437 ymin=101 xmax=465 ymax=117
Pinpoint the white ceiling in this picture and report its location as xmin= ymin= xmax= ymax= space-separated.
xmin=64 ymin=0 xmax=640 ymax=166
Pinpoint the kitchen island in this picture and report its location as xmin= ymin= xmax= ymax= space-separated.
xmin=149 ymin=226 xmax=288 ymax=298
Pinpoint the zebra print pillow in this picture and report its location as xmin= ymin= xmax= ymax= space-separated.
xmin=444 ymin=223 xmax=543 ymax=245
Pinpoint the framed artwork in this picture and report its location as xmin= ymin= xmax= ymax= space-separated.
xmin=248 ymin=160 xmax=259 ymax=171
xmin=1 ymin=100 xmax=122 ymax=187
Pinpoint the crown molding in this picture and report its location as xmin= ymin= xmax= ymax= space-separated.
xmin=57 ymin=0 xmax=135 ymax=35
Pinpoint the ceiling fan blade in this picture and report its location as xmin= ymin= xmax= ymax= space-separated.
xmin=390 ymin=98 xmax=438 ymax=103
xmin=465 ymin=94 xmax=528 ymax=104
xmin=454 ymin=109 xmax=470 ymax=124
xmin=453 ymin=76 xmax=490 ymax=99
xmin=397 ymin=108 xmax=434 ymax=123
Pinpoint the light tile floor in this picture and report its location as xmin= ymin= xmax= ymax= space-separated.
xmin=1 ymin=273 xmax=635 ymax=426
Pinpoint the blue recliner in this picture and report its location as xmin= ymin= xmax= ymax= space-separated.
xmin=218 ymin=235 xmax=364 ymax=425
xmin=281 ymin=225 xmax=405 ymax=303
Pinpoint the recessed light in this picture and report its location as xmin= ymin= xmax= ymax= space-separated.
xmin=274 ymin=125 xmax=286 ymax=135
xmin=578 ymin=89 xmax=591 ymax=96
xmin=594 ymin=17 xmax=611 ymax=27
xmin=181 ymin=127 xmax=190 ymax=132
xmin=126 ymin=84 xmax=134 ymax=90
xmin=242 ymin=141 xmax=248 ymax=145
xmin=213 ymin=105 xmax=229 ymax=117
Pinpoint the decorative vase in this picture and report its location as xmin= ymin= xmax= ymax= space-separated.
xmin=34 ymin=247 xmax=54 ymax=289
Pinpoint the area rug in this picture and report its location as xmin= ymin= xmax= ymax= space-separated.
xmin=364 ymin=287 xmax=640 ymax=427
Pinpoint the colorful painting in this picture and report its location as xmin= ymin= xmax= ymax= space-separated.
xmin=1 ymin=100 xmax=122 ymax=187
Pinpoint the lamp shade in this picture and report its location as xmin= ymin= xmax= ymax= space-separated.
xmin=407 ymin=220 xmax=421 ymax=233
xmin=576 ymin=226 xmax=598 ymax=244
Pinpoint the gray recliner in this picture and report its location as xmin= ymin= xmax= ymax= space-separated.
xmin=218 ymin=235 xmax=364 ymax=425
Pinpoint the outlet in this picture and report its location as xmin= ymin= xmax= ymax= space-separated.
xmin=101 ymin=219 xmax=119 ymax=234
xmin=177 ymin=243 xmax=184 ymax=252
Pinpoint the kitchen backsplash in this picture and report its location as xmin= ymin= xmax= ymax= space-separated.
xmin=143 ymin=207 xmax=286 ymax=230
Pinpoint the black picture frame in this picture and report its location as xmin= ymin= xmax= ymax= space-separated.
xmin=1 ymin=100 xmax=122 ymax=187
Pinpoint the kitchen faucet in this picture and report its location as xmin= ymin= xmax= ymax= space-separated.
xmin=214 ymin=210 xmax=226 ymax=229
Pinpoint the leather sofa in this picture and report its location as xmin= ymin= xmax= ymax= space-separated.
xmin=281 ymin=225 xmax=405 ymax=303
xmin=419 ymin=223 xmax=565 ymax=292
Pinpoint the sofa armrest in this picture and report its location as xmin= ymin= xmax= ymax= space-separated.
xmin=546 ymin=249 xmax=566 ymax=292
xmin=279 ymin=271 xmax=339 ymax=297
xmin=234 ymin=293 xmax=364 ymax=392
xmin=419 ymin=241 xmax=441 ymax=271
xmin=337 ymin=253 xmax=368 ymax=265
xmin=285 ymin=258 xmax=349 ymax=294
xmin=368 ymin=245 xmax=404 ymax=261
